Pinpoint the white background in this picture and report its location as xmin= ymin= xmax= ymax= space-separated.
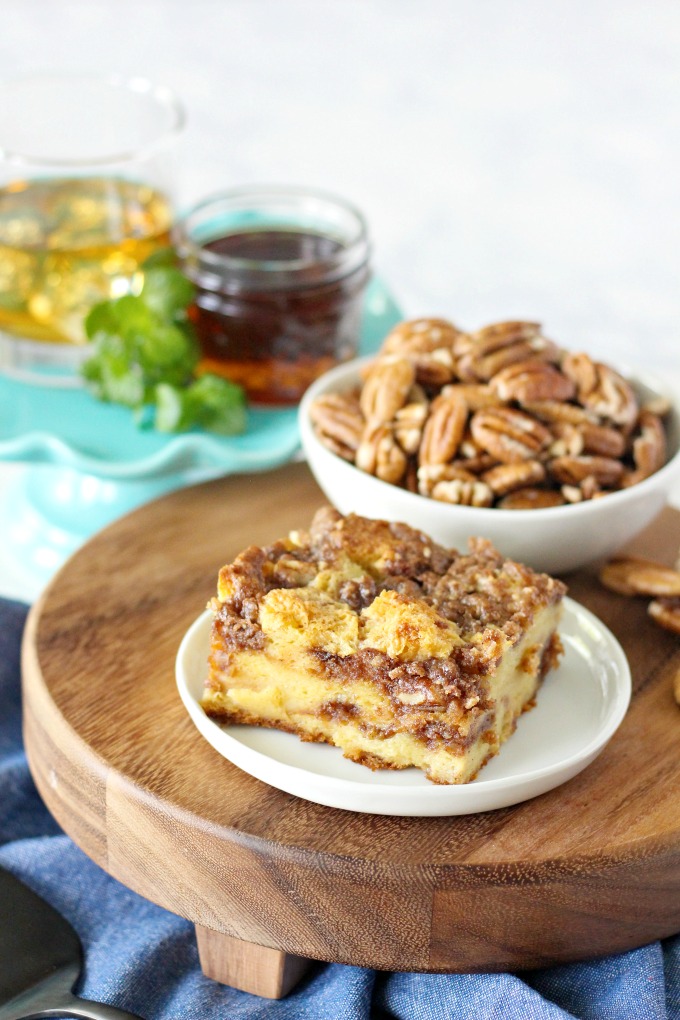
xmin=1 ymin=0 xmax=679 ymax=600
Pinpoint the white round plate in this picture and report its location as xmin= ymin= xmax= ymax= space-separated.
xmin=176 ymin=598 xmax=631 ymax=816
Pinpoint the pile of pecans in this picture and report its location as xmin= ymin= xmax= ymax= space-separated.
xmin=309 ymin=318 xmax=672 ymax=510
xmin=599 ymin=556 xmax=680 ymax=707
xmin=599 ymin=556 xmax=680 ymax=638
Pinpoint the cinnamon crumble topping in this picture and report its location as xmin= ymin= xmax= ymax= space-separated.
xmin=207 ymin=507 xmax=565 ymax=713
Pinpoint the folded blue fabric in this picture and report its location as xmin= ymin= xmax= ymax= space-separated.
xmin=1 ymin=596 xmax=677 ymax=1019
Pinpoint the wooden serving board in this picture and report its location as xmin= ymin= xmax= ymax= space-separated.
xmin=22 ymin=463 xmax=680 ymax=998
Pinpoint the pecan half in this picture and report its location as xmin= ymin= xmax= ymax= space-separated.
xmin=523 ymin=400 xmax=599 ymax=427
xmin=561 ymin=484 xmax=585 ymax=504
xmin=599 ymin=557 xmax=680 ymax=597
xmin=412 ymin=347 xmax=457 ymax=387
xmin=548 ymin=454 xmax=624 ymax=488
xmin=629 ymin=410 xmax=667 ymax=481
xmin=453 ymin=452 xmax=499 ymax=476
xmin=562 ymin=353 xmax=638 ymax=430
xmin=418 ymin=390 xmax=468 ymax=466
xmin=458 ymin=427 xmax=488 ymax=461
xmin=441 ymin=382 xmax=500 ymax=411
xmin=356 ymin=422 xmax=408 ymax=485
xmin=471 ymin=320 xmax=544 ymax=342
xmin=548 ymin=421 xmax=625 ymax=459
xmin=482 ymin=459 xmax=546 ymax=496
xmin=430 ymin=477 xmax=494 ymax=507
xmin=497 ymin=487 xmax=566 ymax=509
xmin=560 ymin=352 xmax=598 ymax=395
xmin=417 ymin=463 xmax=477 ymax=497
xmin=470 ymin=407 xmax=552 ymax=463
xmin=490 ymin=359 xmax=576 ymax=404
xmin=560 ymin=475 xmax=604 ymax=502
xmin=360 ymin=356 xmax=415 ymax=424
xmin=394 ymin=401 xmax=429 ymax=454
xmin=547 ymin=423 xmax=584 ymax=458
xmin=380 ymin=318 xmax=463 ymax=356
xmin=648 ymin=598 xmax=680 ymax=636
xmin=592 ymin=365 xmax=639 ymax=430
xmin=457 ymin=322 xmax=561 ymax=382
xmin=309 ymin=393 xmax=364 ymax=460
xmin=579 ymin=422 xmax=626 ymax=458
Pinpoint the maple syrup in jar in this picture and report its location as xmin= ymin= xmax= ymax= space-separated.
xmin=175 ymin=187 xmax=371 ymax=404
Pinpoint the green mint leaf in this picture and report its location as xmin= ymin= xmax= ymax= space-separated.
xmin=141 ymin=265 xmax=195 ymax=320
xmin=100 ymin=367 xmax=146 ymax=408
xmin=154 ymin=374 xmax=247 ymax=435
xmin=154 ymin=383 xmax=186 ymax=432
xmin=84 ymin=299 xmax=123 ymax=341
xmin=80 ymin=253 xmax=247 ymax=436
xmin=82 ymin=296 xmax=198 ymax=406
xmin=135 ymin=322 xmax=198 ymax=382
xmin=190 ymin=373 xmax=248 ymax=434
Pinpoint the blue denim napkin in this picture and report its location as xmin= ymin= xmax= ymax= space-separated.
xmin=1 ymin=596 xmax=678 ymax=1019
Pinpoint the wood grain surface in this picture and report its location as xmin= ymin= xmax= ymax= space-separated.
xmin=21 ymin=462 xmax=680 ymax=992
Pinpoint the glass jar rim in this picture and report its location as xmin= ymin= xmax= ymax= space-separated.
xmin=174 ymin=185 xmax=371 ymax=290
xmin=0 ymin=71 xmax=185 ymax=168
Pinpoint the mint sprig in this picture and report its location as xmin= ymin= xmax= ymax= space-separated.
xmin=155 ymin=375 xmax=247 ymax=435
xmin=81 ymin=255 xmax=247 ymax=436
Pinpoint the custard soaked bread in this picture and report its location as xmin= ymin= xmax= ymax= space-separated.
xmin=202 ymin=508 xmax=566 ymax=784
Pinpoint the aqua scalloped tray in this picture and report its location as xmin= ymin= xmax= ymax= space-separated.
xmin=0 ymin=277 xmax=401 ymax=480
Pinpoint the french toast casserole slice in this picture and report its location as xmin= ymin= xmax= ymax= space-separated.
xmin=202 ymin=508 xmax=565 ymax=784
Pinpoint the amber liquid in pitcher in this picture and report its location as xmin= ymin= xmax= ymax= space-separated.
xmin=0 ymin=176 xmax=172 ymax=345
xmin=190 ymin=228 xmax=369 ymax=406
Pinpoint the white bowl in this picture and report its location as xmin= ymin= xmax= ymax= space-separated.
xmin=299 ymin=356 xmax=680 ymax=575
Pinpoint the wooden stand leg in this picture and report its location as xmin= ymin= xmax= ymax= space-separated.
xmin=195 ymin=925 xmax=313 ymax=999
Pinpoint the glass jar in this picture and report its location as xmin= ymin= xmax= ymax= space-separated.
xmin=174 ymin=186 xmax=371 ymax=405
xmin=0 ymin=72 xmax=184 ymax=382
